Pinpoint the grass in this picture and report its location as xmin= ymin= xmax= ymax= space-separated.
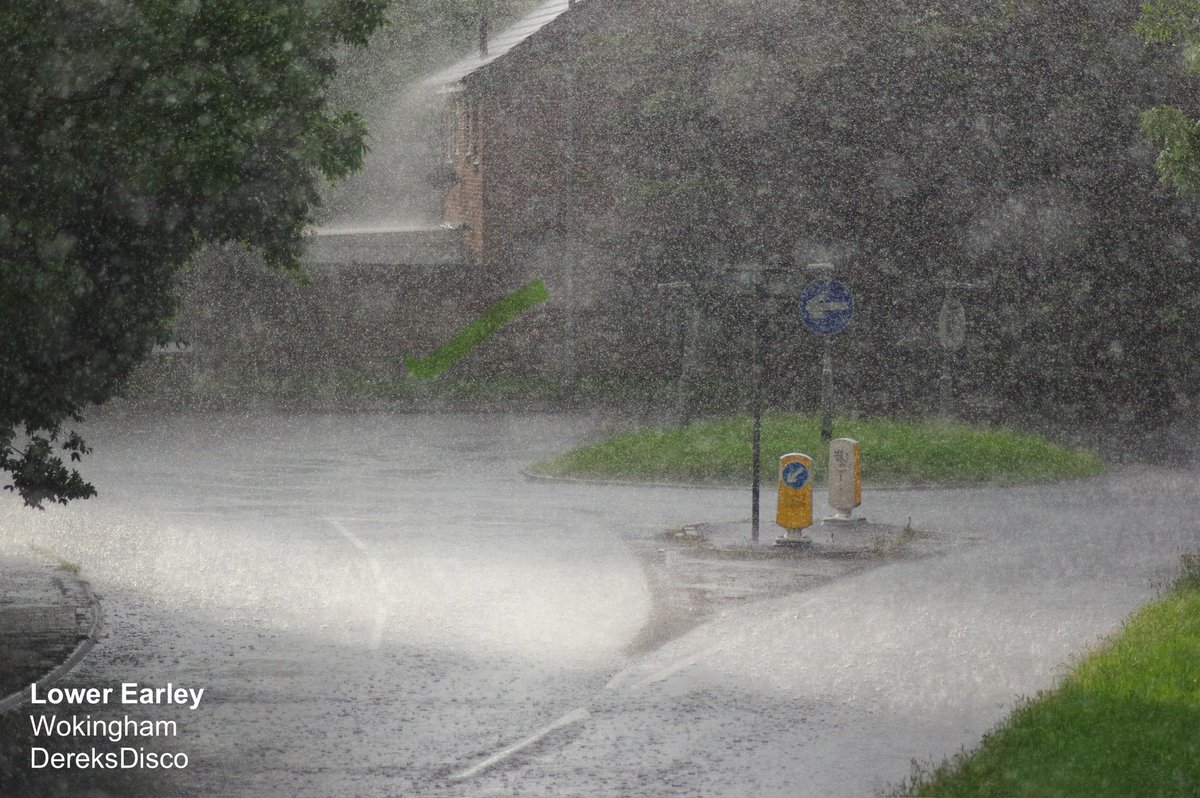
xmin=902 ymin=557 xmax=1200 ymax=797
xmin=25 ymin=543 xmax=80 ymax=575
xmin=529 ymin=413 xmax=1105 ymax=486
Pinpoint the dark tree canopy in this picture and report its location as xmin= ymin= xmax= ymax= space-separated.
xmin=0 ymin=0 xmax=387 ymax=506
xmin=547 ymin=0 xmax=1200 ymax=438
xmin=1139 ymin=0 xmax=1200 ymax=194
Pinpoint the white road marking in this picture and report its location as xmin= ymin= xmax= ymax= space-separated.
xmin=605 ymin=641 xmax=723 ymax=692
xmin=455 ymin=640 xmax=725 ymax=781
xmin=451 ymin=707 xmax=591 ymax=782
xmin=327 ymin=517 xmax=390 ymax=650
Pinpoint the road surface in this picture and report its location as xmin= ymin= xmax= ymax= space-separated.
xmin=0 ymin=411 xmax=1194 ymax=796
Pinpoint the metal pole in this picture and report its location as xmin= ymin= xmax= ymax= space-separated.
xmin=937 ymin=276 xmax=990 ymax=418
xmin=938 ymin=356 xmax=952 ymax=419
xmin=821 ymin=336 xmax=833 ymax=443
xmin=560 ymin=13 xmax=580 ymax=391
xmin=677 ymin=297 xmax=701 ymax=426
xmin=938 ymin=283 xmax=955 ymax=420
xmin=751 ymin=289 xmax=765 ymax=543
xmin=752 ymin=407 xmax=761 ymax=542
xmin=657 ymin=281 xmax=698 ymax=426
xmin=806 ymin=261 xmax=836 ymax=443
xmin=727 ymin=262 xmax=784 ymax=544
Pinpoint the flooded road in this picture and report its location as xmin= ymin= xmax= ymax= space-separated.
xmin=1 ymin=412 xmax=1195 ymax=796
xmin=0 ymin=412 xmax=744 ymax=795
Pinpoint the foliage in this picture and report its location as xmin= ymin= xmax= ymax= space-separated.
xmin=529 ymin=413 xmax=1105 ymax=486
xmin=1139 ymin=1 xmax=1200 ymax=194
xmin=0 ymin=0 xmax=387 ymax=506
xmin=905 ymin=570 xmax=1200 ymax=796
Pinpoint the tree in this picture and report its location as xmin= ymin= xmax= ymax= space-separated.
xmin=545 ymin=0 xmax=1200 ymax=437
xmin=0 ymin=0 xmax=387 ymax=507
xmin=1139 ymin=1 xmax=1200 ymax=194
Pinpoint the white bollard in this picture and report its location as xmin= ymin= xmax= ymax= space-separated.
xmin=827 ymin=437 xmax=864 ymax=523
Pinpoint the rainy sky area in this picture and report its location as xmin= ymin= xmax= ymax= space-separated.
xmin=2 ymin=0 xmax=1200 ymax=796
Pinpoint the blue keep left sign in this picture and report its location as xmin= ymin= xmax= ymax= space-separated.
xmin=781 ymin=460 xmax=811 ymax=489
xmin=800 ymin=279 xmax=855 ymax=335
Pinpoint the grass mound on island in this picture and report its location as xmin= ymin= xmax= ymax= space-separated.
xmin=529 ymin=414 xmax=1104 ymax=486
xmin=902 ymin=557 xmax=1200 ymax=797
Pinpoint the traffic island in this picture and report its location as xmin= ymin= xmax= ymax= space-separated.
xmin=678 ymin=518 xmax=948 ymax=560
xmin=624 ymin=518 xmax=955 ymax=656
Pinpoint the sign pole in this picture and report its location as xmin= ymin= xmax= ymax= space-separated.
xmin=800 ymin=262 xmax=852 ymax=444
xmin=936 ymin=275 xmax=990 ymax=418
xmin=821 ymin=337 xmax=834 ymax=443
xmin=656 ymin=281 xmax=700 ymax=427
xmin=752 ymin=407 xmax=762 ymax=542
xmin=679 ymin=296 xmax=702 ymax=426
xmin=727 ymin=262 xmax=786 ymax=545
xmin=750 ymin=276 xmax=767 ymax=543
xmin=937 ymin=284 xmax=966 ymax=419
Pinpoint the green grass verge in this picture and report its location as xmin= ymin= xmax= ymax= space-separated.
xmin=904 ymin=558 xmax=1200 ymax=797
xmin=530 ymin=413 xmax=1105 ymax=486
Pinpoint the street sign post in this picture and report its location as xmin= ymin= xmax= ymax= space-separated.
xmin=937 ymin=295 xmax=965 ymax=419
xmin=935 ymin=276 xmax=990 ymax=418
xmin=727 ymin=263 xmax=790 ymax=543
xmin=800 ymin=267 xmax=855 ymax=442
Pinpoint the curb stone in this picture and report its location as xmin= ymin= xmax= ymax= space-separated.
xmin=0 ymin=553 xmax=102 ymax=714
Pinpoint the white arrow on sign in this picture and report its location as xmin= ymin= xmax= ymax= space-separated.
xmin=805 ymin=293 xmax=850 ymax=320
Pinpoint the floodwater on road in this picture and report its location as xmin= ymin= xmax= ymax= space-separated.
xmin=0 ymin=411 xmax=745 ymax=796
xmin=1 ymin=411 xmax=1196 ymax=797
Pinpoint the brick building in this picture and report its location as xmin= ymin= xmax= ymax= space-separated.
xmin=419 ymin=0 xmax=669 ymax=385
xmin=425 ymin=0 xmax=603 ymax=268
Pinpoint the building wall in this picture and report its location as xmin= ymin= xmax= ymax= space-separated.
xmin=433 ymin=4 xmax=679 ymax=384
xmin=134 ymin=1 xmax=748 ymax=400
xmin=442 ymin=90 xmax=487 ymax=264
xmin=150 ymin=231 xmax=549 ymax=389
xmin=437 ymin=0 xmax=638 ymax=267
xmin=479 ymin=54 xmax=574 ymax=267
xmin=442 ymin=47 xmax=575 ymax=269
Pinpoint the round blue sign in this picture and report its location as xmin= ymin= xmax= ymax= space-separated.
xmin=781 ymin=461 xmax=811 ymax=489
xmin=800 ymin=279 xmax=855 ymax=335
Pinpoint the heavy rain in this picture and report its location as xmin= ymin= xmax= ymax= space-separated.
xmin=2 ymin=1 xmax=1199 ymax=796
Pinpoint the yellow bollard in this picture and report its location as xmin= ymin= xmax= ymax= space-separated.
xmin=776 ymin=453 xmax=813 ymax=545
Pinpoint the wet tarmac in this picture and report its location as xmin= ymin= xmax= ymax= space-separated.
xmin=0 ymin=411 xmax=1194 ymax=796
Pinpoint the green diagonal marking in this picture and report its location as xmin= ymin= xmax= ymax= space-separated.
xmin=403 ymin=279 xmax=549 ymax=380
